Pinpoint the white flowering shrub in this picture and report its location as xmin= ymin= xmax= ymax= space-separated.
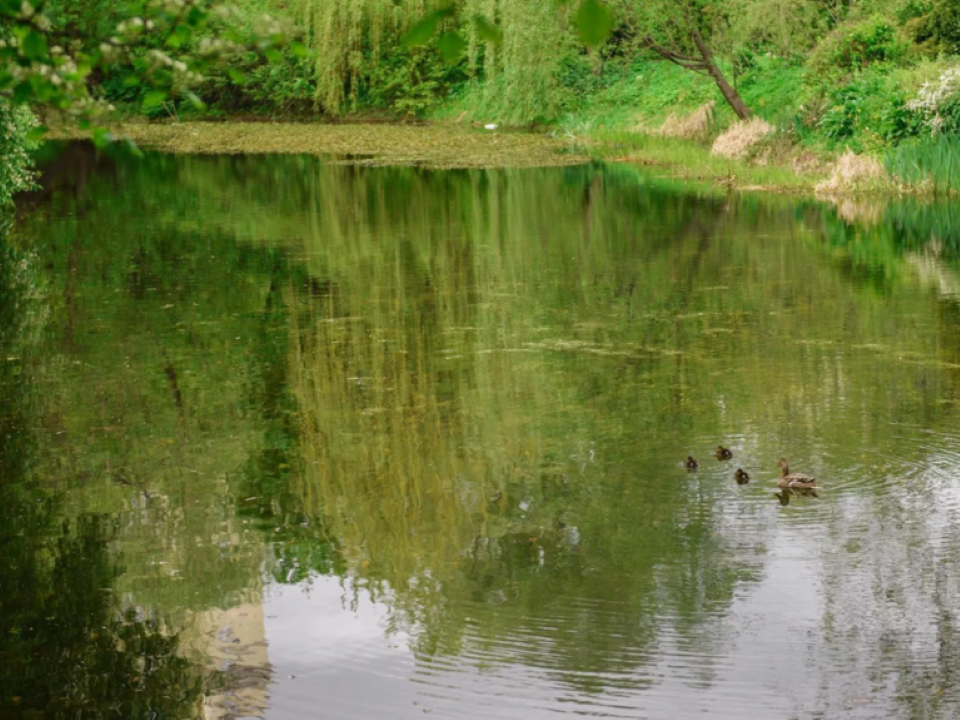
xmin=0 ymin=0 xmax=297 ymax=140
xmin=0 ymin=99 xmax=39 ymax=208
xmin=907 ymin=65 xmax=960 ymax=136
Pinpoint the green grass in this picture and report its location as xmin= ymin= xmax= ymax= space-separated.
xmin=885 ymin=135 xmax=960 ymax=193
xmin=578 ymin=131 xmax=823 ymax=192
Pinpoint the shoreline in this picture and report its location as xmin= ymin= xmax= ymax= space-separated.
xmin=46 ymin=121 xmax=587 ymax=169
xmin=46 ymin=120 xmax=950 ymax=199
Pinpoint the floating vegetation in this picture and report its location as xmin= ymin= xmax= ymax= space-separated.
xmin=49 ymin=122 xmax=587 ymax=169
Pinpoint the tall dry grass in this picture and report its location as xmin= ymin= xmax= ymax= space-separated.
xmin=655 ymin=102 xmax=716 ymax=143
xmin=815 ymin=150 xmax=887 ymax=194
xmin=710 ymin=118 xmax=775 ymax=160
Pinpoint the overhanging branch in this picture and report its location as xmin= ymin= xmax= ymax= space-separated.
xmin=640 ymin=36 xmax=710 ymax=73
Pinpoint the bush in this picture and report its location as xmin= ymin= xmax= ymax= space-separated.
xmin=808 ymin=16 xmax=909 ymax=77
xmin=363 ymin=47 xmax=465 ymax=117
xmin=201 ymin=49 xmax=317 ymax=117
xmin=907 ymin=65 xmax=960 ymax=135
xmin=817 ymin=73 xmax=922 ymax=148
xmin=904 ymin=0 xmax=960 ymax=54
xmin=0 ymin=100 xmax=38 ymax=207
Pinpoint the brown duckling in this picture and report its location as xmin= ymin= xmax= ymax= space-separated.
xmin=715 ymin=445 xmax=733 ymax=460
xmin=734 ymin=468 xmax=750 ymax=484
xmin=777 ymin=458 xmax=819 ymax=489
xmin=684 ymin=456 xmax=700 ymax=470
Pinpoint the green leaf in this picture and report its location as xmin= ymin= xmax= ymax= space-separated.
xmin=264 ymin=48 xmax=283 ymax=63
xmin=25 ymin=125 xmax=48 ymax=144
xmin=91 ymin=127 xmax=115 ymax=149
xmin=12 ymin=81 xmax=33 ymax=104
xmin=121 ymin=137 xmax=144 ymax=159
xmin=21 ymin=30 xmax=48 ymax=61
xmin=402 ymin=6 xmax=456 ymax=47
xmin=184 ymin=91 xmax=205 ymax=110
xmin=473 ymin=15 xmax=502 ymax=44
xmin=227 ymin=68 xmax=247 ymax=85
xmin=123 ymin=75 xmax=141 ymax=88
xmin=437 ymin=31 xmax=466 ymax=64
xmin=0 ymin=0 xmax=21 ymax=17
xmin=575 ymin=0 xmax=614 ymax=48
xmin=289 ymin=42 xmax=309 ymax=59
xmin=141 ymin=90 xmax=168 ymax=113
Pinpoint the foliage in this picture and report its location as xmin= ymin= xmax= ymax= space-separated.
xmin=365 ymin=46 xmax=462 ymax=117
xmin=902 ymin=0 xmax=960 ymax=54
xmin=885 ymin=134 xmax=960 ymax=191
xmin=807 ymin=15 xmax=909 ymax=76
xmin=725 ymin=0 xmax=830 ymax=57
xmin=199 ymin=46 xmax=316 ymax=116
xmin=818 ymin=73 xmax=892 ymax=146
xmin=907 ymin=64 xmax=960 ymax=135
xmin=0 ymin=0 xmax=295 ymax=128
xmin=0 ymin=98 xmax=38 ymax=207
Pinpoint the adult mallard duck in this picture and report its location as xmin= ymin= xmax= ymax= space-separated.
xmin=715 ymin=445 xmax=733 ymax=460
xmin=684 ymin=456 xmax=700 ymax=470
xmin=734 ymin=468 xmax=750 ymax=484
xmin=777 ymin=458 xmax=819 ymax=489
xmin=775 ymin=487 xmax=820 ymax=505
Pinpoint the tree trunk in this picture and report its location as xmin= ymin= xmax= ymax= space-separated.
xmin=690 ymin=32 xmax=752 ymax=121
xmin=642 ymin=31 xmax=753 ymax=122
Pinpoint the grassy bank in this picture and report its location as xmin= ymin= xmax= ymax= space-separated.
xmin=45 ymin=119 xmax=933 ymax=197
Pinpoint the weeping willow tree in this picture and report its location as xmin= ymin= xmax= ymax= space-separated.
xmin=296 ymin=0 xmax=576 ymax=121
xmin=463 ymin=0 xmax=575 ymax=122
xmin=295 ymin=0 xmax=417 ymax=112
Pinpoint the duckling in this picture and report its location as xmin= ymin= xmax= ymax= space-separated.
xmin=684 ymin=456 xmax=700 ymax=470
xmin=715 ymin=445 xmax=733 ymax=460
xmin=734 ymin=468 xmax=750 ymax=484
xmin=776 ymin=458 xmax=819 ymax=489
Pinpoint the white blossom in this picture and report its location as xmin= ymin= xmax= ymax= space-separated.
xmin=907 ymin=65 xmax=960 ymax=136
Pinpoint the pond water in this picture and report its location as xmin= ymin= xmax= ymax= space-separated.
xmin=4 ymin=144 xmax=960 ymax=719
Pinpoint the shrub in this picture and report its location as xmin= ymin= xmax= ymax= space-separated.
xmin=816 ymin=72 xmax=925 ymax=148
xmin=201 ymin=49 xmax=317 ymax=116
xmin=907 ymin=65 xmax=960 ymax=135
xmin=364 ymin=47 xmax=465 ymax=117
xmin=808 ymin=16 xmax=908 ymax=76
xmin=0 ymin=100 xmax=38 ymax=207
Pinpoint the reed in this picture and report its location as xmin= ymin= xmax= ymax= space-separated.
xmin=885 ymin=135 xmax=960 ymax=194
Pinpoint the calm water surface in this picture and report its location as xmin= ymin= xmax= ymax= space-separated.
xmin=4 ymin=146 xmax=960 ymax=719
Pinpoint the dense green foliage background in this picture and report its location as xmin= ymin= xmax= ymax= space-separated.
xmin=1 ymin=0 xmax=960 ymax=203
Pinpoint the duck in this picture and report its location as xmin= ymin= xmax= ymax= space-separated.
xmin=777 ymin=458 xmax=819 ymax=489
xmin=715 ymin=445 xmax=733 ymax=460
xmin=734 ymin=468 xmax=750 ymax=484
xmin=775 ymin=486 xmax=820 ymax=505
xmin=684 ymin=456 xmax=700 ymax=470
